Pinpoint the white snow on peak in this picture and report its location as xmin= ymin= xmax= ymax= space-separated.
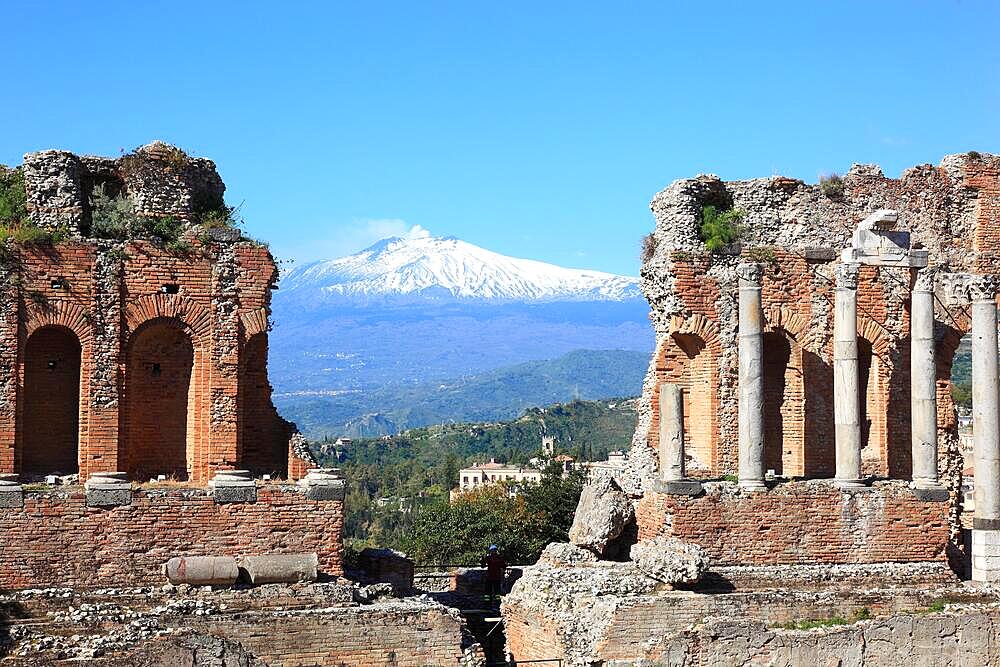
xmin=279 ymin=235 xmax=641 ymax=303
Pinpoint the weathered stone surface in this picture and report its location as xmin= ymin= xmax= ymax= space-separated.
xmin=163 ymin=556 xmax=239 ymax=587
xmin=241 ymin=553 xmax=318 ymax=585
xmin=209 ymin=470 xmax=257 ymax=504
xmin=648 ymin=612 xmax=1000 ymax=667
xmin=629 ymin=536 xmax=708 ymax=585
xmin=537 ymin=543 xmax=599 ymax=567
xmin=568 ymin=476 xmax=634 ymax=556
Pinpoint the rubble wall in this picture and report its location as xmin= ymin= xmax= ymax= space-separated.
xmin=504 ymin=562 xmax=991 ymax=665
xmin=628 ymin=153 xmax=1000 ymax=493
xmin=0 ymin=487 xmax=343 ymax=588
xmin=190 ymin=605 xmax=479 ymax=666
xmin=635 ymin=480 xmax=948 ymax=566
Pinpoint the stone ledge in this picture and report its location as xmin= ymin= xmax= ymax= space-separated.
xmin=85 ymin=488 xmax=132 ymax=507
xmin=910 ymin=486 xmax=950 ymax=502
xmin=651 ymin=479 xmax=703 ymax=496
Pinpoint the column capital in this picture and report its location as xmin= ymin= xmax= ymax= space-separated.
xmin=913 ymin=267 xmax=935 ymax=293
xmin=736 ymin=262 xmax=762 ymax=287
xmin=835 ymin=262 xmax=860 ymax=289
xmin=968 ymin=275 xmax=1000 ymax=303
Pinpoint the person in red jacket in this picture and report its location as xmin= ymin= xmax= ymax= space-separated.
xmin=480 ymin=544 xmax=507 ymax=602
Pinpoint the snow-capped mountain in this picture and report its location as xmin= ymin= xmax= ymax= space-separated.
xmin=278 ymin=235 xmax=641 ymax=304
xmin=269 ymin=233 xmax=652 ymax=436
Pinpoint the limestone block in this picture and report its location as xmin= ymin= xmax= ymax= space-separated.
xmin=85 ymin=471 xmax=132 ymax=507
xmin=629 ymin=536 xmax=709 ymax=585
xmin=298 ymin=468 xmax=346 ymax=501
xmin=163 ymin=556 xmax=239 ymax=586
xmin=651 ymin=479 xmax=703 ymax=496
xmin=0 ymin=473 xmax=23 ymax=509
xmin=537 ymin=542 xmax=600 ymax=567
xmin=568 ymin=476 xmax=634 ymax=557
xmin=241 ymin=553 xmax=319 ymax=584
xmin=209 ymin=470 xmax=256 ymax=504
xmin=910 ymin=486 xmax=949 ymax=502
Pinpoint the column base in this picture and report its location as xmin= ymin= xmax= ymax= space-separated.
xmin=972 ymin=529 xmax=1000 ymax=583
xmin=652 ymin=479 xmax=703 ymax=496
xmin=738 ymin=479 xmax=767 ymax=492
xmin=909 ymin=483 xmax=949 ymax=502
xmin=833 ymin=479 xmax=867 ymax=489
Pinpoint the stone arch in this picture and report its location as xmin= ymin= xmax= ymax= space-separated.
xmin=650 ymin=316 xmax=722 ymax=475
xmin=122 ymin=316 xmax=203 ymax=481
xmin=25 ymin=302 xmax=95 ymax=345
xmin=240 ymin=307 xmax=270 ymax=338
xmin=21 ymin=325 xmax=82 ymax=475
xmin=762 ymin=308 xmax=834 ymax=477
xmin=19 ymin=302 xmax=94 ymax=477
xmin=124 ymin=294 xmax=211 ymax=344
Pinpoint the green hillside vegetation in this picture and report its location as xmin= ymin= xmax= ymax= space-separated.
xmin=315 ymin=397 xmax=637 ymax=556
xmin=277 ymin=348 xmax=648 ymax=438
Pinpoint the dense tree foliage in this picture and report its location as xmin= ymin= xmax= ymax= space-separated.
xmin=400 ymin=464 xmax=585 ymax=566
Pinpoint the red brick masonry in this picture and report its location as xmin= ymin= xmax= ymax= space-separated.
xmin=0 ymin=487 xmax=343 ymax=589
xmin=636 ymin=480 xmax=949 ymax=565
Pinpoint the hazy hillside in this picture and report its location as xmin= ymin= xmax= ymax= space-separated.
xmin=275 ymin=348 xmax=648 ymax=438
xmin=315 ymin=396 xmax=638 ymax=499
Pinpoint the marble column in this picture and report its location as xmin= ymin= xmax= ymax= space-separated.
xmin=655 ymin=382 xmax=703 ymax=495
xmin=910 ymin=268 xmax=940 ymax=489
xmin=971 ymin=275 xmax=1000 ymax=582
xmin=737 ymin=262 xmax=766 ymax=490
xmin=658 ymin=382 xmax=685 ymax=482
xmin=834 ymin=262 xmax=864 ymax=488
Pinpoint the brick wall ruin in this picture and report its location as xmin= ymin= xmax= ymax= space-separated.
xmin=611 ymin=153 xmax=1000 ymax=570
xmin=0 ymin=486 xmax=343 ymax=588
xmin=0 ymin=143 xmax=314 ymax=483
xmin=636 ymin=480 xmax=949 ymax=566
xmin=631 ymin=154 xmax=1000 ymax=488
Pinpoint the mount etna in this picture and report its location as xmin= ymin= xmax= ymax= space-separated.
xmin=270 ymin=233 xmax=653 ymax=437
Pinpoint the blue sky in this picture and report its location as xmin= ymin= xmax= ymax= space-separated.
xmin=1 ymin=1 xmax=997 ymax=276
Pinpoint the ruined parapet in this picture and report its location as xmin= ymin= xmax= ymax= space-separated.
xmin=22 ymin=141 xmax=225 ymax=234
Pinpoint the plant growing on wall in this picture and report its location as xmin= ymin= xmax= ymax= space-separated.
xmin=89 ymin=185 xmax=191 ymax=252
xmin=820 ymin=173 xmax=844 ymax=199
xmin=699 ymin=205 xmax=743 ymax=251
xmin=0 ymin=167 xmax=27 ymax=224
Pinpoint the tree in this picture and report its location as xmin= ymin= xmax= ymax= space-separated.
xmin=400 ymin=464 xmax=585 ymax=566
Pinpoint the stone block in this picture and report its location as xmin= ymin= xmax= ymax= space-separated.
xmin=85 ymin=472 xmax=132 ymax=507
xmin=306 ymin=483 xmax=345 ymax=501
xmin=209 ymin=470 xmax=256 ymax=504
xmin=569 ymin=476 xmax=635 ymax=557
xmin=241 ymin=553 xmax=318 ymax=584
xmin=163 ymin=556 xmax=239 ymax=586
xmin=651 ymin=479 xmax=703 ymax=496
xmin=0 ymin=474 xmax=23 ymax=509
xmin=86 ymin=488 xmax=132 ymax=507
xmin=299 ymin=468 xmax=346 ymax=502
xmin=910 ymin=486 xmax=949 ymax=502
xmin=211 ymin=485 xmax=257 ymax=503
xmin=0 ymin=491 xmax=23 ymax=509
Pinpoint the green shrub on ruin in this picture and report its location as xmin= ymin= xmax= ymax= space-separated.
xmin=747 ymin=247 xmax=777 ymax=263
xmin=0 ymin=167 xmax=27 ymax=225
xmin=699 ymin=205 xmax=743 ymax=252
xmin=820 ymin=173 xmax=844 ymax=199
